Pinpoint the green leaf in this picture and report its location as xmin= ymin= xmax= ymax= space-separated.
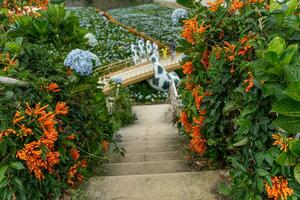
xmin=233 ymin=138 xmax=249 ymax=147
xmin=270 ymin=0 xmax=281 ymax=11
xmin=286 ymin=0 xmax=298 ymax=15
xmin=273 ymin=116 xmax=300 ymax=134
xmin=0 ymin=165 xmax=8 ymax=183
xmin=284 ymin=64 xmax=300 ymax=82
xmin=281 ymin=44 xmax=298 ymax=65
xmin=176 ymin=0 xmax=194 ymax=8
xmin=294 ymin=162 xmax=300 ymax=184
xmin=256 ymin=169 xmax=269 ymax=176
xmin=276 ymin=151 xmax=297 ymax=166
xmin=289 ymin=140 xmax=300 ymax=156
xmin=267 ymin=37 xmax=286 ymax=56
xmin=262 ymin=83 xmax=285 ymax=99
xmin=9 ymin=162 xmax=25 ymax=170
xmin=272 ymin=98 xmax=300 ymax=117
xmin=223 ymin=101 xmax=237 ymax=116
xmin=283 ymin=82 xmax=300 ymax=102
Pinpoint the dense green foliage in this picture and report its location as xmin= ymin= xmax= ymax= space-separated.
xmin=177 ymin=0 xmax=300 ymax=199
xmin=0 ymin=4 xmax=134 ymax=199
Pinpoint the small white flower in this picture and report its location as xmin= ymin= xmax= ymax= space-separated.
xmin=84 ymin=33 xmax=98 ymax=47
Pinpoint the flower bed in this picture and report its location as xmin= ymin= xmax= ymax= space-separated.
xmin=110 ymin=4 xmax=182 ymax=44
xmin=71 ymin=7 xmax=138 ymax=66
xmin=0 ymin=3 xmax=134 ymax=199
xmin=177 ymin=0 xmax=300 ymax=199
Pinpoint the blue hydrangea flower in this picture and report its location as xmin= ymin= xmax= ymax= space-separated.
xmin=64 ymin=49 xmax=100 ymax=76
xmin=171 ymin=8 xmax=188 ymax=25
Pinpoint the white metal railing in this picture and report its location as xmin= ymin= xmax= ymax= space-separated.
xmin=167 ymin=80 xmax=183 ymax=118
xmin=105 ymin=84 xmax=120 ymax=114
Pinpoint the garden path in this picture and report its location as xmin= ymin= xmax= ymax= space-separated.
xmin=84 ymin=104 xmax=224 ymax=200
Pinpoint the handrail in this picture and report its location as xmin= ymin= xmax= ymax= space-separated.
xmin=167 ymin=80 xmax=182 ymax=118
xmin=94 ymin=51 xmax=171 ymax=77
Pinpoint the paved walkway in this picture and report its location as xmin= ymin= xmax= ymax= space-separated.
xmin=84 ymin=104 xmax=223 ymax=200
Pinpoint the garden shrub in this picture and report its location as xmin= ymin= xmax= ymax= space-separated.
xmin=177 ymin=0 xmax=300 ymax=199
xmin=0 ymin=3 xmax=134 ymax=199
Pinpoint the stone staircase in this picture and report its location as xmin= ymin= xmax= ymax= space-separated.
xmin=84 ymin=104 xmax=223 ymax=200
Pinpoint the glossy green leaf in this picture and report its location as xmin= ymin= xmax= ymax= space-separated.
xmin=281 ymin=44 xmax=298 ymax=65
xmin=0 ymin=165 xmax=8 ymax=183
xmin=273 ymin=116 xmax=300 ymax=134
xmin=289 ymin=140 xmax=300 ymax=156
xmin=9 ymin=162 xmax=25 ymax=170
xmin=276 ymin=151 xmax=297 ymax=166
xmin=272 ymin=98 xmax=300 ymax=117
xmin=267 ymin=37 xmax=286 ymax=56
xmin=176 ymin=0 xmax=194 ymax=8
xmin=283 ymin=82 xmax=300 ymax=102
xmin=294 ymin=162 xmax=300 ymax=184
xmin=284 ymin=64 xmax=300 ymax=82
xmin=233 ymin=138 xmax=249 ymax=147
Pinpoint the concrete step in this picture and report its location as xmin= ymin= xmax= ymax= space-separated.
xmin=109 ymin=151 xmax=183 ymax=163
xmin=84 ymin=171 xmax=224 ymax=200
xmin=99 ymin=160 xmax=190 ymax=176
xmin=118 ymin=135 xmax=184 ymax=143
xmin=124 ymin=144 xmax=181 ymax=154
xmin=118 ymin=139 xmax=186 ymax=148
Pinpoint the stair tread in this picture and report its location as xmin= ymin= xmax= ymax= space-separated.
xmin=84 ymin=171 xmax=224 ymax=200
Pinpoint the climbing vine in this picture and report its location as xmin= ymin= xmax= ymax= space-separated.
xmin=177 ymin=0 xmax=300 ymax=199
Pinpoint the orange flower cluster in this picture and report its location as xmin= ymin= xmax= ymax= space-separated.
xmin=16 ymin=102 xmax=68 ymax=180
xmin=193 ymin=86 xmax=204 ymax=111
xmin=182 ymin=16 xmax=210 ymax=45
xmin=185 ymin=81 xmax=195 ymax=91
xmin=13 ymin=111 xmax=25 ymax=124
xmin=248 ymin=0 xmax=264 ymax=3
xmin=67 ymin=160 xmax=88 ymax=186
xmin=272 ymin=134 xmax=293 ymax=152
xmin=201 ymin=50 xmax=211 ymax=70
xmin=3 ymin=0 xmax=48 ymax=16
xmin=182 ymin=61 xmax=193 ymax=75
xmin=0 ymin=52 xmax=18 ymax=72
xmin=66 ymin=134 xmax=76 ymax=140
xmin=70 ymin=148 xmax=80 ymax=160
xmin=243 ymin=72 xmax=254 ymax=92
xmin=189 ymin=125 xmax=206 ymax=155
xmin=229 ymin=0 xmax=244 ymax=13
xmin=0 ymin=129 xmax=16 ymax=142
xmin=265 ymin=176 xmax=294 ymax=200
xmin=180 ymin=111 xmax=192 ymax=133
xmin=207 ymin=0 xmax=224 ymax=12
xmin=224 ymin=41 xmax=236 ymax=61
xmin=55 ymin=102 xmax=69 ymax=115
xmin=101 ymin=140 xmax=110 ymax=152
xmin=47 ymin=82 xmax=61 ymax=93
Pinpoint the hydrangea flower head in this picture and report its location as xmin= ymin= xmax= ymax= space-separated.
xmin=171 ymin=8 xmax=188 ymax=25
xmin=64 ymin=49 xmax=100 ymax=76
xmin=84 ymin=33 xmax=98 ymax=47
